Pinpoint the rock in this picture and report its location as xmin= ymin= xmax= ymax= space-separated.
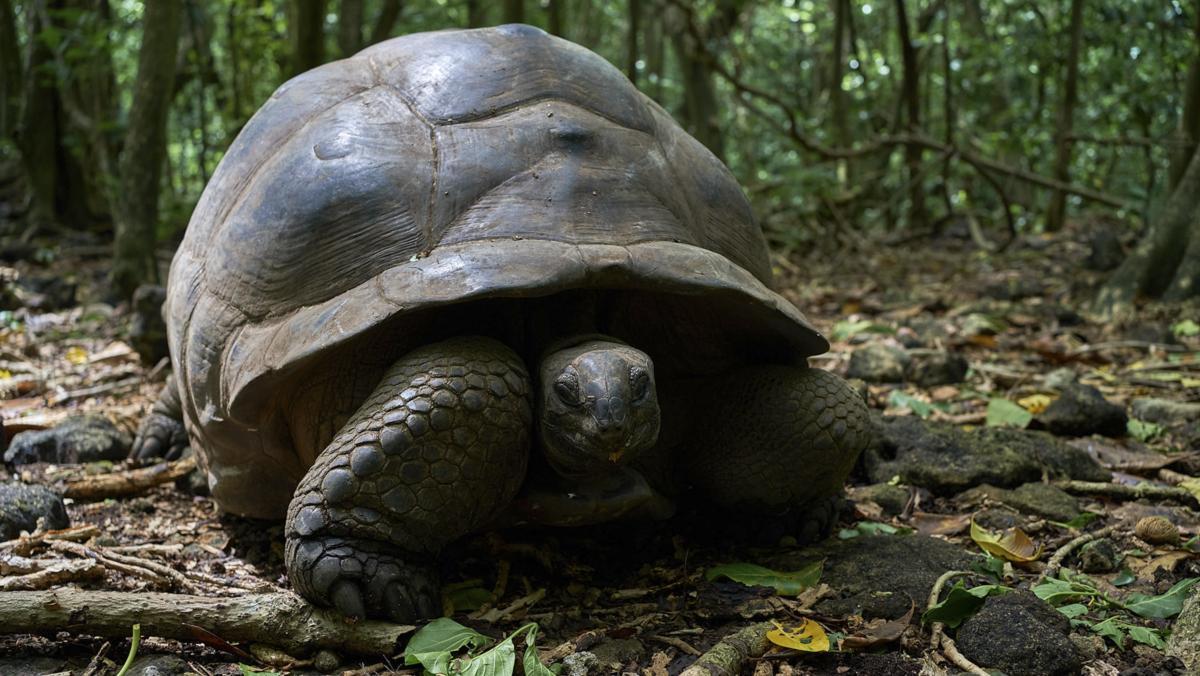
xmin=971 ymin=507 xmax=1023 ymax=531
xmin=1135 ymin=515 xmax=1179 ymax=545
xmin=1131 ymin=398 xmax=1200 ymax=425
xmin=1078 ymin=538 xmax=1120 ymax=573
xmin=0 ymin=657 xmax=73 ymax=674
xmin=0 ymin=480 xmax=68 ymax=540
xmin=1085 ymin=228 xmax=1125 ymax=271
xmin=130 ymin=284 xmax=169 ymax=365
xmin=959 ymin=483 xmax=1080 ymax=522
xmin=1168 ymin=589 xmax=1200 ymax=672
xmin=955 ymin=590 xmax=1082 ymax=676
xmin=905 ymin=351 xmax=968 ymax=387
xmin=125 ymin=655 xmax=192 ymax=676
xmin=849 ymin=483 xmax=910 ymax=516
xmin=561 ymin=651 xmax=598 ymax=676
xmin=4 ymin=414 xmax=131 ymax=466
xmin=1039 ymin=383 xmax=1128 ymax=437
xmin=589 ymin=637 xmax=643 ymax=669
xmin=863 ymin=415 xmax=1109 ymax=495
xmin=1044 ymin=367 xmax=1078 ymax=391
xmin=313 ymin=650 xmax=340 ymax=672
xmin=765 ymin=534 xmax=976 ymax=620
xmin=846 ymin=343 xmax=910 ymax=383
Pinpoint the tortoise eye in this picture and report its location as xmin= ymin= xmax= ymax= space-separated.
xmin=554 ymin=375 xmax=582 ymax=407
xmin=630 ymin=368 xmax=650 ymax=403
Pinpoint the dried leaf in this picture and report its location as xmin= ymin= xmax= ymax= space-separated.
xmin=909 ymin=512 xmax=971 ymax=537
xmin=841 ymin=603 xmax=914 ymax=650
xmin=1017 ymin=393 xmax=1053 ymax=414
xmin=766 ymin=619 xmax=830 ymax=652
xmin=970 ymin=520 xmax=1042 ymax=562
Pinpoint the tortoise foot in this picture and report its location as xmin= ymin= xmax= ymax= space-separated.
xmin=286 ymin=534 xmax=439 ymax=622
xmin=130 ymin=376 xmax=188 ymax=463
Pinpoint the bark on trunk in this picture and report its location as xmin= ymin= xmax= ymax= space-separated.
xmin=110 ymin=0 xmax=182 ymax=299
xmin=1169 ymin=9 xmax=1200 ymax=192
xmin=895 ymin=0 xmax=924 ymax=228
xmin=338 ymin=0 xmax=364 ymax=56
xmin=626 ymin=0 xmax=641 ymax=87
xmin=369 ymin=0 xmax=402 ymax=45
xmin=0 ymin=0 xmax=20 ymax=141
xmin=504 ymin=0 xmax=524 ymax=24
xmin=467 ymin=0 xmax=486 ymax=28
xmin=0 ymin=590 xmax=414 ymax=656
xmin=1046 ymin=0 xmax=1085 ymax=231
xmin=546 ymin=0 xmax=563 ymax=36
xmin=830 ymin=0 xmax=850 ymax=182
xmin=290 ymin=0 xmax=326 ymax=76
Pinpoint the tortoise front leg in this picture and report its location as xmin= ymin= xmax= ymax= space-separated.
xmin=684 ymin=367 xmax=871 ymax=542
xmin=130 ymin=375 xmax=190 ymax=462
xmin=285 ymin=337 xmax=532 ymax=621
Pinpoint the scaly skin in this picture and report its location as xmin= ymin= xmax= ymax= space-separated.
xmin=284 ymin=336 xmax=532 ymax=621
xmin=684 ymin=366 xmax=870 ymax=538
xmin=129 ymin=375 xmax=189 ymax=463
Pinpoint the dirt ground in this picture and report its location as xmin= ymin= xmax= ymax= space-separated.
xmin=0 ymin=223 xmax=1198 ymax=675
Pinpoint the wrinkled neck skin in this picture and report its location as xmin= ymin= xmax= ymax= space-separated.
xmin=535 ymin=335 xmax=662 ymax=483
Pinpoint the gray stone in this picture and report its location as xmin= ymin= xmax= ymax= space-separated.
xmin=1078 ymin=538 xmax=1120 ymax=573
xmin=863 ymin=415 xmax=1109 ymax=495
xmin=1039 ymin=383 xmax=1128 ymax=437
xmin=956 ymin=591 xmax=1082 ymax=676
xmin=0 ymin=480 xmax=68 ymax=539
xmin=125 ymin=655 xmax=192 ymax=676
xmin=905 ymin=351 xmax=969 ymax=387
xmin=846 ymin=343 xmax=910 ymax=383
xmin=1044 ymin=367 xmax=1078 ymax=391
xmin=4 ymin=414 xmax=131 ymax=466
xmin=561 ymin=651 xmax=599 ymax=676
xmin=1169 ymin=591 xmax=1200 ymax=674
xmin=0 ymin=657 xmax=73 ymax=674
xmin=1131 ymin=398 xmax=1200 ymax=425
xmin=958 ymin=483 xmax=1080 ymax=522
xmin=765 ymin=534 xmax=976 ymax=620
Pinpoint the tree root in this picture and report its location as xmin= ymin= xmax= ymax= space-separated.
xmin=0 ymin=589 xmax=414 ymax=656
xmin=62 ymin=456 xmax=196 ymax=500
xmin=679 ymin=622 xmax=772 ymax=676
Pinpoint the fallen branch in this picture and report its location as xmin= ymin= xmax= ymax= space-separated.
xmin=0 ymin=558 xmax=104 ymax=590
xmin=62 ymin=456 xmax=196 ymax=500
xmin=679 ymin=622 xmax=772 ymax=676
xmin=1054 ymin=480 xmax=1199 ymax=506
xmin=1038 ymin=524 xmax=1120 ymax=585
xmin=0 ymin=589 xmax=414 ymax=656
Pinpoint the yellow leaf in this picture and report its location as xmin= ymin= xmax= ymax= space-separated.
xmin=1179 ymin=479 xmax=1200 ymax=502
xmin=65 ymin=346 xmax=88 ymax=365
xmin=766 ymin=619 xmax=830 ymax=652
xmin=970 ymin=520 xmax=1042 ymax=563
xmin=1183 ymin=378 xmax=1200 ymax=388
xmin=1018 ymin=394 xmax=1053 ymax=415
xmin=0 ymin=369 xmax=10 ymax=380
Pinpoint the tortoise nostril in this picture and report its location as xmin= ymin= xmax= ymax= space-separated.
xmin=594 ymin=396 xmax=627 ymax=430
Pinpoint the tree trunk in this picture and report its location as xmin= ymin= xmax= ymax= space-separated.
xmin=504 ymin=0 xmax=524 ymax=24
xmin=369 ymin=0 xmax=402 ymax=45
xmin=338 ymin=0 xmax=364 ymax=56
xmin=290 ymin=0 xmax=326 ymax=77
xmin=1095 ymin=146 xmax=1200 ymax=314
xmin=546 ymin=0 xmax=563 ymax=36
xmin=111 ymin=0 xmax=182 ymax=299
xmin=0 ymin=0 xmax=20 ymax=142
xmin=1169 ymin=9 xmax=1200 ymax=192
xmin=16 ymin=0 xmax=64 ymax=231
xmin=830 ymin=0 xmax=850 ymax=182
xmin=1046 ymin=0 xmax=1085 ymax=231
xmin=626 ymin=0 xmax=641 ymax=87
xmin=671 ymin=36 xmax=724 ymax=160
xmin=895 ymin=0 xmax=924 ymax=228
xmin=467 ymin=0 xmax=486 ymax=28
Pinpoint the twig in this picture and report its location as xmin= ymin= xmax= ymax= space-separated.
xmin=49 ymin=540 xmax=176 ymax=589
xmin=0 ymin=589 xmax=415 ymax=656
xmin=649 ymin=634 xmax=702 ymax=656
xmin=679 ymin=622 xmax=772 ymax=676
xmin=1053 ymin=480 xmax=1199 ymax=506
xmin=0 ymin=558 xmax=105 ymax=590
xmin=925 ymin=570 xmax=988 ymax=676
xmin=1068 ymin=341 xmax=1190 ymax=355
xmin=1037 ymin=524 xmax=1120 ymax=585
xmin=62 ymin=456 xmax=196 ymax=500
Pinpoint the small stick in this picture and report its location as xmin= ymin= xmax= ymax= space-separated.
xmin=62 ymin=456 xmax=196 ymax=500
xmin=1053 ymin=480 xmax=1198 ymax=506
xmin=648 ymin=634 xmax=702 ymax=656
xmin=0 ymin=558 xmax=105 ymax=590
xmin=678 ymin=622 xmax=772 ymax=676
xmin=1037 ymin=524 xmax=1120 ymax=585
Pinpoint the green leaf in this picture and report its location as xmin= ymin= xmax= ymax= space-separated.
xmin=921 ymin=583 xmax=1008 ymax=628
xmin=831 ymin=320 xmax=895 ymax=342
xmin=237 ymin=666 xmax=281 ymax=676
xmin=1127 ymin=419 xmax=1164 ymax=442
xmin=971 ymin=554 xmax=1006 ymax=581
xmin=887 ymin=390 xmax=934 ymax=418
xmin=1050 ymin=512 xmax=1101 ymax=530
xmin=986 ymin=398 xmax=1033 ymax=428
xmin=1032 ymin=576 xmax=1101 ymax=606
xmin=1112 ymin=568 xmax=1135 ymax=587
xmin=838 ymin=521 xmax=907 ymax=539
xmin=1089 ymin=617 xmax=1126 ymax=646
xmin=458 ymin=636 xmax=516 ymax=676
xmin=521 ymin=625 xmax=556 ymax=676
xmin=404 ymin=618 xmax=491 ymax=672
xmin=1124 ymin=578 xmax=1199 ymax=619
xmin=1172 ymin=319 xmax=1200 ymax=338
xmin=705 ymin=561 xmax=823 ymax=595
xmin=1127 ymin=625 xmax=1166 ymax=649
xmin=1056 ymin=603 xmax=1089 ymax=619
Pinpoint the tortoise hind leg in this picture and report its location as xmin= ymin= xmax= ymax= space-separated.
xmin=684 ymin=367 xmax=870 ymax=543
xmin=285 ymin=337 xmax=532 ymax=621
xmin=130 ymin=375 xmax=190 ymax=462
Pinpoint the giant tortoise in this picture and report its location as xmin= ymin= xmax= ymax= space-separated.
xmin=133 ymin=24 xmax=871 ymax=622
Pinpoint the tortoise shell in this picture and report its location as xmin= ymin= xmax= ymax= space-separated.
xmin=166 ymin=25 xmax=826 ymax=517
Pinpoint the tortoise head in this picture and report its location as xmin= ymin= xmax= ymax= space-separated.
xmin=537 ymin=338 xmax=661 ymax=479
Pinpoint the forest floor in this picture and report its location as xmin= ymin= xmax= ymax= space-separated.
xmin=0 ymin=223 xmax=1199 ymax=675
